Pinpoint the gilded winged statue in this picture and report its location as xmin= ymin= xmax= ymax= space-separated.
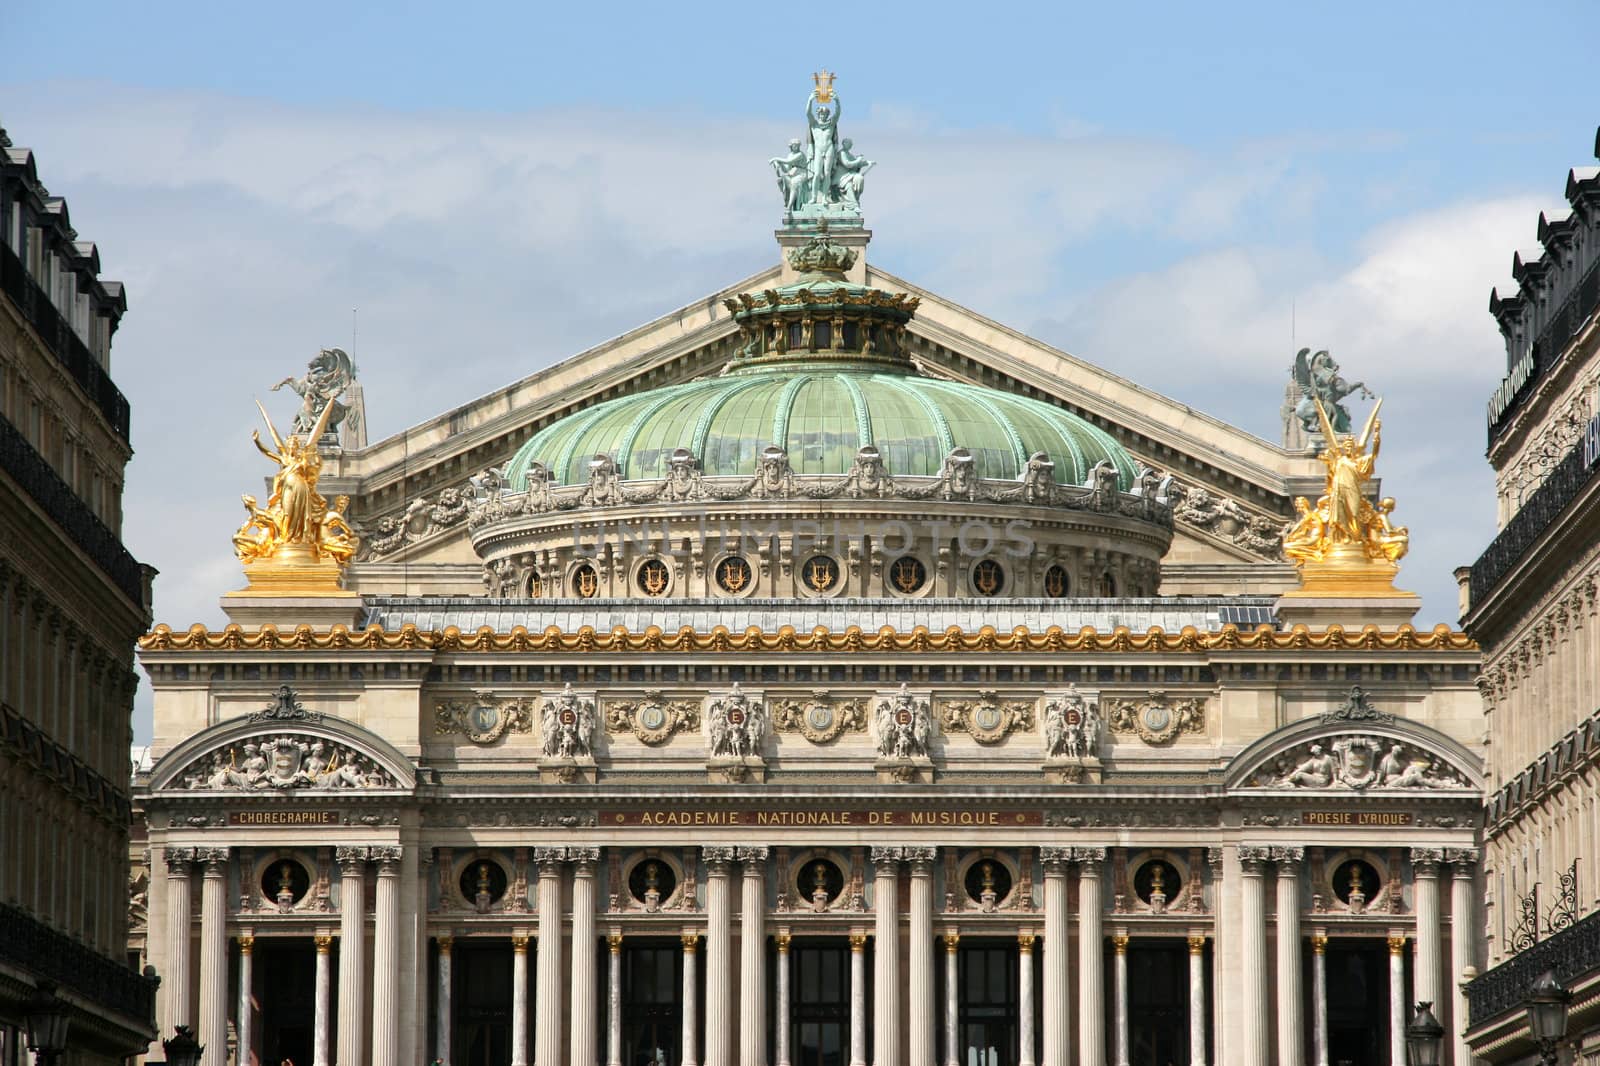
xmin=1281 ymin=397 xmax=1408 ymax=567
xmin=233 ymin=398 xmax=358 ymax=567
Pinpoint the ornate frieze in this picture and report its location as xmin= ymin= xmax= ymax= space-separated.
xmin=605 ymin=692 xmax=700 ymax=745
xmin=1042 ymin=688 xmax=1101 ymax=759
xmin=707 ymin=684 xmax=766 ymax=759
xmin=355 ymin=481 xmax=474 ymax=560
xmin=176 ymin=733 xmax=396 ymax=791
xmin=874 ymin=685 xmax=933 ymax=758
xmin=1164 ymin=479 xmax=1284 ymax=559
xmin=539 ymin=684 xmax=596 ymax=760
xmin=434 ymin=691 xmax=533 ymax=744
xmin=1104 ymin=691 xmax=1205 ymax=745
xmin=772 ymin=691 xmax=866 ymax=743
xmin=941 ymin=691 xmax=1034 ymax=745
xmin=1258 ymin=735 xmax=1471 ymax=791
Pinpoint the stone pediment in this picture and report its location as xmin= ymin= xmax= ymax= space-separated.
xmin=147 ymin=689 xmax=417 ymax=793
xmin=330 ymin=258 xmax=1305 ymax=584
xmin=1225 ymin=710 xmax=1483 ymax=794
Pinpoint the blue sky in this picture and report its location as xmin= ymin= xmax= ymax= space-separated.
xmin=7 ymin=1 xmax=1599 ymax=739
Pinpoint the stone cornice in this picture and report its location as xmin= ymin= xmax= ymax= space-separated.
xmin=140 ymin=621 xmax=1477 ymax=655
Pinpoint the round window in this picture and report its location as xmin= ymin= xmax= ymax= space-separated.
xmin=801 ymin=556 xmax=841 ymax=594
xmin=637 ymin=559 xmax=671 ymax=596
xmin=627 ymin=858 xmax=678 ymax=909
xmin=262 ymin=858 xmax=310 ymax=908
xmin=964 ymin=858 xmax=1013 ymax=908
xmin=888 ymin=556 xmax=928 ymax=594
xmin=571 ymin=563 xmax=600 ymax=598
xmin=798 ymin=857 xmax=846 ymax=909
xmin=1043 ymin=565 xmax=1070 ymax=598
xmin=1332 ymin=859 xmax=1381 ymax=908
xmin=972 ymin=559 xmax=1005 ymax=596
xmin=1134 ymin=859 xmax=1182 ymax=908
xmin=715 ymin=556 xmax=753 ymax=594
xmin=459 ymin=859 xmax=508 ymax=907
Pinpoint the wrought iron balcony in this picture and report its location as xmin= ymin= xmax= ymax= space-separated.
xmin=1468 ymin=907 xmax=1600 ymax=1027
xmin=0 ymin=902 xmax=157 ymax=1028
xmin=0 ymin=411 xmax=145 ymax=605
xmin=1468 ymin=435 xmax=1600 ymax=614
xmin=0 ymin=240 xmax=130 ymax=442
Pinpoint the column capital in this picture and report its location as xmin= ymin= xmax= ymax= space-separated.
xmin=436 ymin=934 xmax=453 ymax=956
xmin=237 ymin=934 xmax=255 ymax=955
xmin=512 ymin=934 xmax=530 ymax=953
xmin=944 ymin=931 xmax=960 ymax=953
xmin=1017 ymin=931 xmax=1035 ymax=954
xmin=533 ymin=846 xmax=569 ymax=869
xmin=1112 ymin=934 xmax=1128 ymax=954
xmin=1443 ymin=847 xmax=1480 ymax=869
xmin=316 ymin=934 xmax=333 ymax=954
xmin=850 ymin=931 xmax=868 ymax=952
xmin=1069 ymin=846 xmax=1106 ymax=869
xmin=372 ymin=845 xmax=404 ymax=873
xmin=1238 ymin=845 xmax=1271 ymax=872
xmin=1410 ymin=847 xmax=1444 ymax=873
xmin=1039 ymin=846 xmax=1070 ymax=871
xmin=736 ymin=845 xmax=770 ymax=865
xmin=903 ymin=845 xmax=938 ymax=868
xmin=197 ymin=846 xmax=231 ymax=870
xmin=681 ymin=932 xmax=700 ymax=953
xmin=335 ymin=845 xmax=369 ymax=870
xmin=1270 ymin=846 xmax=1304 ymax=868
xmin=869 ymin=845 xmax=904 ymax=868
xmin=608 ymin=932 xmax=624 ymax=954
xmin=702 ymin=846 xmax=736 ymax=870
xmin=775 ymin=933 xmax=791 ymax=953
xmin=1187 ymin=935 xmax=1206 ymax=955
xmin=166 ymin=846 xmax=196 ymax=873
xmin=1311 ymin=934 xmax=1327 ymax=955
xmin=1206 ymin=846 xmax=1224 ymax=872
xmin=1387 ymin=934 xmax=1407 ymax=956
xmin=571 ymin=846 xmax=601 ymax=871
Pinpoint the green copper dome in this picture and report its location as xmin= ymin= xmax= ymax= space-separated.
xmin=505 ymin=365 xmax=1138 ymax=490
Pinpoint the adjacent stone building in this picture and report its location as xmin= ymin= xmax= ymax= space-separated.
xmin=0 ymin=122 xmax=159 ymax=1062
xmin=1462 ymin=125 xmax=1600 ymax=1065
xmin=134 ymin=84 xmax=1489 ymax=1066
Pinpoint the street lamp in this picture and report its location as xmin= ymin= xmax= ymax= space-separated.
xmin=22 ymin=981 xmax=69 ymax=1066
xmin=1525 ymin=970 xmax=1571 ymax=1066
xmin=161 ymin=1025 xmax=204 ymax=1066
xmin=1404 ymin=1000 xmax=1445 ymax=1066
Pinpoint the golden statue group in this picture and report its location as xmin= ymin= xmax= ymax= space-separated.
xmin=232 ymin=397 xmax=358 ymax=586
xmin=1282 ymin=397 xmax=1409 ymax=589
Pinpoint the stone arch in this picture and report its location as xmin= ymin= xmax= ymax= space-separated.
xmin=148 ymin=713 xmax=416 ymax=793
xmin=1225 ymin=714 xmax=1483 ymax=793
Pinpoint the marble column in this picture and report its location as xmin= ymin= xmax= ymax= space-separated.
xmin=372 ymin=847 xmax=403 ymax=1066
xmin=1387 ymin=936 xmax=1406 ymax=1066
xmin=198 ymin=848 xmax=229 ymax=1066
xmin=907 ymin=848 xmax=937 ymax=1066
xmin=237 ymin=934 xmax=255 ymax=1066
xmin=572 ymin=849 xmax=600 ymax=1066
xmin=850 ymin=933 xmax=869 ymax=1066
xmin=943 ymin=934 xmax=960 ymax=1066
xmin=1238 ymin=846 xmax=1270 ymax=1066
xmin=704 ymin=847 xmax=736 ymax=1066
xmin=1310 ymin=935 xmax=1328 ymax=1066
xmin=336 ymin=846 xmax=367 ymax=1066
xmin=1447 ymin=849 xmax=1479 ymax=1066
xmin=1019 ymin=933 xmax=1037 ymax=1066
xmin=607 ymin=934 xmax=624 ymax=1066
xmin=871 ymin=847 xmax=901 ymax=1066
xmin=314 ymin=934 xmax=333 ymax=1066
xmin=535 ymin=849 xmax=567 ymax=1066
xmin=1187 ymin=936 xmax=1207 ymax=1066
xmin=513 ymin=935 xmax=532 ymax=1066
xmin=738 ymin=847 xmax=769 ymax=1066
xmin=164 ymin=849 xmax=195 ymax=1038
xmin=1074 ymin=848 xmax=1106 ymax=1066
xmin=1041 ymin=848 xmax=1070 ymax=1066
xmin=435 ymin=935 xmax=453 ymax=1066
xmin=775 ymin=933 xmax=792 ymax=1066
xmin=1111 ymin=934 xmax=1129 ymax=1066
xmin=1274 ymin=848 xmax=1305 ymax=1066
xmin=682 ymin=934 xmax=701 ymax=1066
xmin=1411 ymin=849 xmax=1443 ymax=1017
